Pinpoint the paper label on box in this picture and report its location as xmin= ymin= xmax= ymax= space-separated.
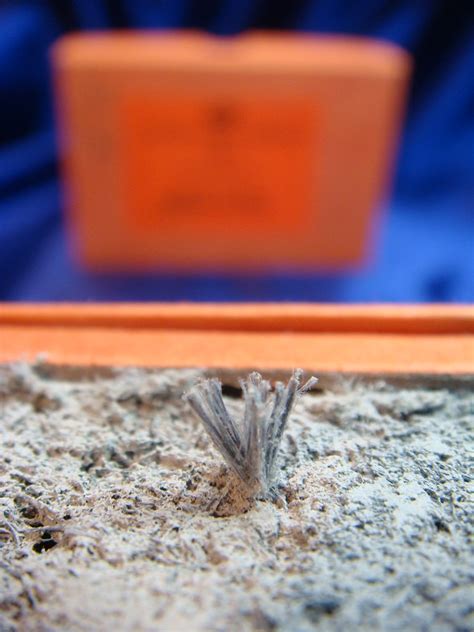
xmin=119 ymin=96 xmax=317 ymax=237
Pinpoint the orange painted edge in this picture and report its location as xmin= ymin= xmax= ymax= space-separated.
xmin=0 ymin=304 xmax=472 ymax=374
xmin=0 ymin=327 xmax=472 ymax=375
xmin=0 ymin=303 xmax=473 ymax=334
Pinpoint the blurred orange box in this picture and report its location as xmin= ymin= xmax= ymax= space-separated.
xmin=52 ymin=32 xmax=411 ymax=271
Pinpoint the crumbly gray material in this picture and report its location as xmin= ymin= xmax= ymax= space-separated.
xmin=0 ymin=363 xmax=472 ymax=632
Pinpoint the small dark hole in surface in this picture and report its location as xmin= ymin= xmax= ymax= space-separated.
xmin=221 ymin=384 xmax=243 ymax=399
xmin=20 ymin=507 xmax=38 ymax=520
xmin=304 ymin=386 xmax=326 ymax=396
xmin=33 ymin=537 xmax=57 ymax=554
xmin=304 ymin=598 xmax=341 ymax=623
xmin=433 ymin=517 xmax=450 ymax=533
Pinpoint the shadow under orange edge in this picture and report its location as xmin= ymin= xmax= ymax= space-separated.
xmin=0 ymin=304 xmax=472 ymax=374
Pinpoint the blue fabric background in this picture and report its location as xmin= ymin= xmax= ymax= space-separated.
xmin=0 ymin=0 xmax=473 ymax=302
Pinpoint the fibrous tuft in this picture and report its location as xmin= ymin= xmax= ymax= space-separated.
xmin=184 ymin=370 xmax=317 ymax=496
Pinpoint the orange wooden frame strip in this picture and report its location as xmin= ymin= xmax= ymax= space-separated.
xmin=0 ymin=304 xmax=472 ymax=333
xmin=0 ymin=304 xmax=472 ymax=374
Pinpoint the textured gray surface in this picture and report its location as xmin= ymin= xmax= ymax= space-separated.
xmin=0 ymin=363 xmax=472 ymax=632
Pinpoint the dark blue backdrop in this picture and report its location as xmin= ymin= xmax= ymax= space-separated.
xmin=1 ymin=0 xmax=473 ymax=302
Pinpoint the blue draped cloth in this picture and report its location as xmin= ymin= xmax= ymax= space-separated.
xmin=1 ymin=1 xmax=473 ymax=301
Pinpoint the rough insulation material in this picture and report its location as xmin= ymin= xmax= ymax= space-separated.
xmin=0 ymin=363 xmax=472 ymax=632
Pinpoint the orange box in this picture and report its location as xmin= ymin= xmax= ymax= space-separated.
xmin=52 ymin=32 xmax=411 ymax=271
xmin=1 ymin=304 xmax=472 ymax=375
